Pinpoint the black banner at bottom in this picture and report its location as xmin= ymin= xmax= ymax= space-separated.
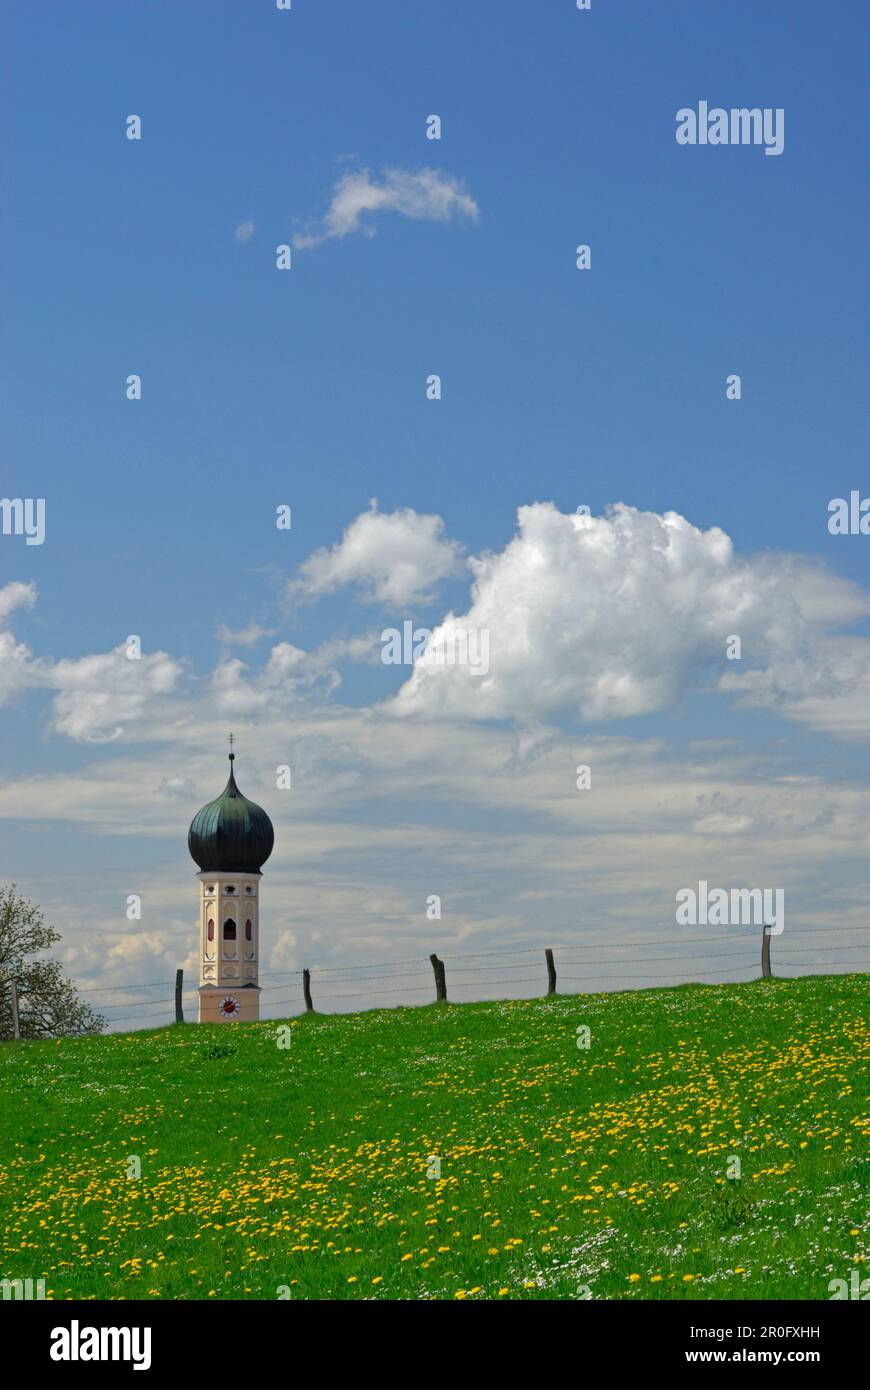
xmin=4 ymin=1297 xmax=863 ymax=1375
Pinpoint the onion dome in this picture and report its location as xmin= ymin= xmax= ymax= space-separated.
xmin=188 ymin=753 xmax=274 ymax=873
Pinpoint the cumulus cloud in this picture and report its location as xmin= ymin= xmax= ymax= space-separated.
xmin=235 ymin=219 xmax=255 ymax=242
xmin=288 ymin=499 xmax=465 ymax=607
xmin=294 ymin=166 xmax=479 ymax=249
xmin=5 ymin=506 xmax=870 ymax=750
xmin=0 ymin=584 xmax=344 ymax=742
xmin=388 ymin=502 xmax=870 ymax=728
xmin=49 ymin=646 xmax=184 ymax=743
xmin=211 ymin=642 xmax=341 ymax=717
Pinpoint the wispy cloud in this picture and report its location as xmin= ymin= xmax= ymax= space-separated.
xmin=234 ymin=219 xmax=255 ymax=242
xmin=3 ymin=706 xmax=869 ymax=1017
xmin=294 ymin=166 xmax=479 ymax=250
xmin=216 ymin=620 xmax=273 ymax=648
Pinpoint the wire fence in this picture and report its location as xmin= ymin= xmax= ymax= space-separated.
xmin=56 ymin=923 xmax=870 ymax=1031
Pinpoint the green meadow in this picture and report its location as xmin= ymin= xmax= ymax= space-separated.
xmin=1 ymin=973 xmax=867 ymax=1301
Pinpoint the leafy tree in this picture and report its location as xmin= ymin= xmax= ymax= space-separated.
xmin=0 ymin=884 xmax=104 ymax=1040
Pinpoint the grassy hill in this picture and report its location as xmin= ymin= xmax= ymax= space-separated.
xmin=1 ymin=973 xmax=867 ymax=1301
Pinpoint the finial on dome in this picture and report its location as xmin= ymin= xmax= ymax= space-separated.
xmin=228 ymin=731 xmax=235 ymax=762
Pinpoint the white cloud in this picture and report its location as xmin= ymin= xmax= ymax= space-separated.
xmin=235 ymin=219 xmax=255 ymax=242
xmin=49 ymin=646 xmax=184 ymax=743
xmin=0 ymin=582 xmax=44 ymax=705
xmin=289 ymin=499 xmax=465 ymax=606
xmin=216 ymin=620 xmax=273 ymax=648
xmin=294 ymin=166 xmax=479 ymax=249
xmin=158 ymin=775 xmax=196 ymax=797
xmin=211 ymin=642 xmax=340 ymax=717
xmin=0 ymin=586 xmax=348 ymax=742
xmin=0 ymin=586 xmax=185 ymax=739
xmin=693 ymin=813 xmax=754 ymax=835
xmin=4 ymin=505 xmax=870 ymax=755
xmin=0 ymin=580 xmax=37 ymax=624
xmin=0 ymin=630 xmax=40 ymax=706
xmin=722 ymin=634 xmax=870 ymax=741
xmin=389 ymin=502 xmax=870 ymax=729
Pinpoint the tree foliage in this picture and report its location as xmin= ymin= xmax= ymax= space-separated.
xmin=0 ymin=884 xmax=105 ymax=1040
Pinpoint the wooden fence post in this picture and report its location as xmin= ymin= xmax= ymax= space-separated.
xmin=545 ymin=948 xmax=557 ymax=996
xmin=175 ymin=969 xmax=184 ymax=1023
xmin=437 ymin=956 xmax=447 ymax=1001
xmin=302 ymin=968 xmax=314 ymax=1012
xmin=429 ymin=953 xmax=447 ymax=1002
xmin=761 ymin=924 xmax=772 ymax=979
xmin=10 ymin=980 xmax=20 ymax=1040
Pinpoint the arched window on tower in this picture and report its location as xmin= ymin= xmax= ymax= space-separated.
xmin=224 ymin=919 xmax=237 ymax=941
xmin=243 ymin=917 xmax=255 ymax=962
xmin=207 ymin=918 xmax=215 ymax=942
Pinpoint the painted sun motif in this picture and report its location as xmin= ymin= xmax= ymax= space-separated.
xmin=218 ymin=994 xmax=241 ymax=1019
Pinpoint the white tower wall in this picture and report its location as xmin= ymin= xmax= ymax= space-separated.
xmin=197 ymin=870 xmax=262 ymax=1023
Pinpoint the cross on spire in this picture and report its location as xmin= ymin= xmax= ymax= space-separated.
xmin=227 ymin=731 xmax=235 ymax=762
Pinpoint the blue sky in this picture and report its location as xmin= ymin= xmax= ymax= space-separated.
xmin=2 ymin=1 xmax=868 ymax=1021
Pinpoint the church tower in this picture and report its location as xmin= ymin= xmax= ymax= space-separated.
xmin=188 ymin=748 xmax=274 ymax=1023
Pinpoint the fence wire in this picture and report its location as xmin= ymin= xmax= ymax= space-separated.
xmin=59 ymin=929 xmax=869 ymax=1028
